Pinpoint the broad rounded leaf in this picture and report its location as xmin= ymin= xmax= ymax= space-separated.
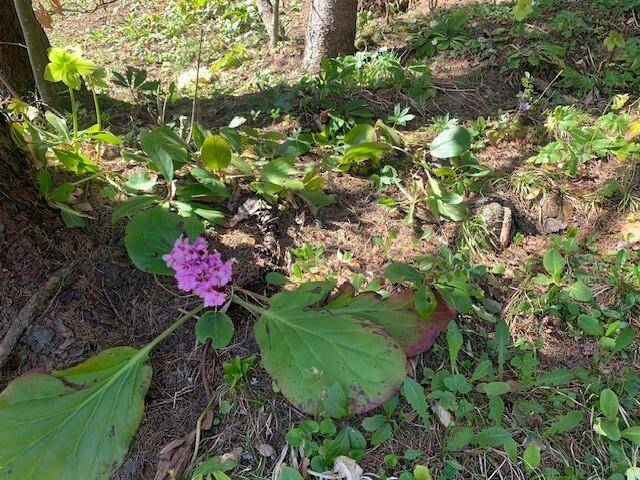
xmin=600 ymin=389 xmax=619 ymax=420
xmin=195 ymin=311 xmax=235 ymax=349
xmin=0 ymin=347 xmax=151 ymax=479
xmin=325 ymin=287 xmax=455 ymax=357
xmin=201 ymin=135 xmax=231 ymax=172
xmin=125 ymin=205 xmax=204 ymax=275
xmin=429 ymin=126 xmax=471 ymax=158
xmin=344 ymin=124 xmax=377 ymax=146
xmin=341 ymin=142 xmax=392 ymax=165
xmin=566 ymin=282 xmax=593 ymax=302
xmin=254 ymin=282 xmax=407 ymax=414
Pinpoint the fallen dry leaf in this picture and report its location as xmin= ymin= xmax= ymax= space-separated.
xmin=621 ymin=222 xmax=640 ymax=243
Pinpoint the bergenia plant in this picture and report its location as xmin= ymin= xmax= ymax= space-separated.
xmin=163 ymin=235 xmax=234 ymax=307
xmin=0 ymin=228 xmax=455 ymax=480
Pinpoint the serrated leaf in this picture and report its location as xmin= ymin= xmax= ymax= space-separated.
xmin=323 ymin=383 xmax=349 ymax=419
xmin=446 ymin=427 xmax=473 ymax=450
xmin=0 ymin=347 xmax=151 ymax=480
xmin=195 ymin=311 xmax=234 ymax=349
xmin=265 ymin=271 xmax=290 ymax=286
xmin=565 ymin=282 xmax=594 ymax=303
xmin=402 ymin=377 xmax=429 ymax=425
xmin=275 ymin=138 xmax=310 ymax=157
xmin=383 ymin=263 xmax=423 ymax=283
xmin=139 ymin=127 xmax=189 ymax=182
xmin=473 ymin=427 xmax=512 ymax=447
xmin=594 ymin=417 xmax=621 ymax=441
xmin=124 ymin=205 xmax=203 ymax=275
xmin=277 ymin=466 xmax=303 ymax=480
xmin=522 ymin=444 xmax=541 ymax=469
xmin=494 ymin=319 xmax=510 ymax=377
xmin=446 ymin=322 xmax=463 ymax=372
xmin=430 ymin=126 xmax=471 ymax=159
xmin=341 ymin=142 xmax=392 ymax=165
xmin=371 ymin=422 xmax=393 ymax=445
xmin=544 ymin=411 xmax=582 ymax=436
xmin=478 ymin=382 xmax=511 ymax=396
xmin=533 ymin=369 xmax=573 ymax=387
xmin=513 ymin=0 xmax=533 ymax=20
xmin=123 ymin=171 xmax=156 ymax=192
xmin=344 ymin=124 xmax=377 ymax=146
xmin=470 ymin=359 xmax=494 ymax=382
xmin=577 ymin=314 xmax=604 ymax=337
xmin=488 ymin=395 xmax=505 ymax=424
xmin=254 ymin=282 xmax=407 ymax=414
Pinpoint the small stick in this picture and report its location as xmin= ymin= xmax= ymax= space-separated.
xmin=0 ymin=266 xmax=72 ymax=368
xmin=187 ymin=28 xmax=205 ymax=144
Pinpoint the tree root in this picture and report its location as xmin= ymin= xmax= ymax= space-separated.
xmin=0 ymin=265 xmax=73 ymax=368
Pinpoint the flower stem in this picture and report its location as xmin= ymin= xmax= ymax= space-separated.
xmin=230 ymin=294 xmax=265 ymax=316
xmin=142 ymin=304 xmax=204 ymax=355
xmin=90 ymin=86 xmax=103 ymax=165
xmin=69 ymin=87 xmax=79 ymax=146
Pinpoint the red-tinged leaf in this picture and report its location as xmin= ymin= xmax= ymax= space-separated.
xmin=255 ymin=282 xmax=406 ymax=415
xmin=328 ymin=289 xmax=455 ymax=357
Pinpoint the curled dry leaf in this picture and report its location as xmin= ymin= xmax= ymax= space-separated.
xmin=621 ymin=222 xmax=640 ymax=244
xmin=154 ymin=409 xmax=215 ymax=480
xmin=432 ymin=401 xmax=453 ymax=427
xmin=331 ymin=456 xmax=365 ymax=480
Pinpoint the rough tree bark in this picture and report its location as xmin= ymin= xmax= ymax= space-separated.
xmin=0 ymin=114 xmax=36 ymax=202
xmin=0 ymin=0 xmax=36 ymax=98
xmin=302 ymin=0 xmax=358 ymax=72
xmin=9 ymin=0 xmax=59 ymax=106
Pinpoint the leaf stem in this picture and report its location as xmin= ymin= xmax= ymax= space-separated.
xmin=69 ymin=87 xmax=79 ymax=146
xmin=91 ymin=87 xmax=104 ymax=165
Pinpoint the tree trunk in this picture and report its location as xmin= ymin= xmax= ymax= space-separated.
xmin=255 ymin=0 xmax=284 ymax=46
xmin=302 ymin=0 xmax=358 ymax=72
xmin=10 ymin=0 xmax=60 ymax=107
xmin=0 ymin=114 xmax=37 ymax=204
xmin=0 ymin=0 xmax=36 ymax=98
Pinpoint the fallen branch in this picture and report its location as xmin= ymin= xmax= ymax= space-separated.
xmin=0 ymin=265 xmax=73 ymax=368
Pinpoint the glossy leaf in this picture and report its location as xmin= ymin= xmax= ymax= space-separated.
xmin=195 ymin=311 xmax=234 ymax=349
xmin=326 ymin=287 xmax=456 ymax=357
xmin=254 ymin=282 xmax=407 ymax=414
xmin=201 ymin=135 xmax=232 ymax=172
xmin=124 ymin=205 xmax=203 ymax=274
xmin=430 ymin=126 xmax=471 ymax=158
xmin=0 ymin=347 xmax=151 ymax=479
xmin=111 ymin=194 xmax=158 ymax=223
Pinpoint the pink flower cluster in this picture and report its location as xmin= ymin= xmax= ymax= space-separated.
xmin=163 ymin=235 xmax=233 ymax=307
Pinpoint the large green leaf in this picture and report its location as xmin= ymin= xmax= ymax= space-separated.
xmin=125 ymin=205 xmax=204 ymax=275
xmin=139 ymin=127 xmax=190 ymax=182
xmin=325 ymin=287 xmax=455 ymax=357
xmin=429 ymin=127 xmax=471 ymax=159
xmin=0 ymin=347 xmax=151 ymax=479
xmin=201 ymin=135 xmax=231 ymax=172
xmin=254 ymin=282 xmax=407 ymax=414
xmin=341 ymin=142 xmax=392 ymax=165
